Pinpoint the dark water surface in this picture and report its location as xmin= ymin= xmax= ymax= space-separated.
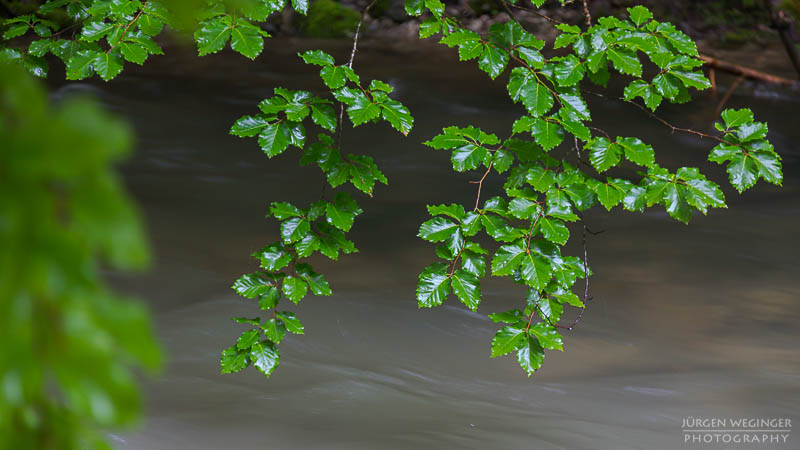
xmin=64 ymin=39 xmax=800 ymax=449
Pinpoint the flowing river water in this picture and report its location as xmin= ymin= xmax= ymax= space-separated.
xmin=56 ymin=39 xmax=799 ymax=449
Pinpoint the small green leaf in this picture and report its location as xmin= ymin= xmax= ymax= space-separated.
xmin=221 ymin=345 xmax=250 ymax=373
xmin=488 ymin=309 xmax=523 ymax=324
xmin=237 ymin=329 xmax=261 ymax=350
xmin=627 ymin=5 xmax=653 ymax=26
xmin=299 ymin=49 xmax=334 ymax=66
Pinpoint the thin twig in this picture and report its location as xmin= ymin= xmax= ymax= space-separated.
xmin=585 ymin=89 xmax=728 ymax=144
xmin=508 ymin=2 xmax=564 ymax=25
xmin=713 ymin=75 xmax=745 ymax=120
xmin=581 ymin=0 xmax=591 ymax=28
xmin=107 ymin=1 xmax=148 ymax=54
xmin=472 ymin=161 xmax=493 ymax=211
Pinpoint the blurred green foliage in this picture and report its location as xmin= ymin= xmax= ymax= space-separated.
xmin=0 ymin=63 xmax=161 ymax=449
xmin=300 ymin=0 xmax=360 ymax=37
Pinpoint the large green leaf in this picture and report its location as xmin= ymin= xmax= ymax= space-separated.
xmin=296 ymin=263 xmax=332 ymax=296
xmin=491 ymin=326 xmax=525 ymax=357
xmin=250 ymin=341 xmax=280 ymax=377
xmin=617 ymin=136 xmax=655 ymax=168
xmin=230 ymin=22 xmax=264 ymax=59
xmin=417 ymin=262 xmax=450 ymax=308
xmin=282 ymin=275 xmax=308 ymax=303
xmin=517 ymin=336 xmax=545 ymax=376
xmin=491 ymin=240 xmax=526 ymax=276
xmin=195 ymin=17 xmax=231 ymax=56
xmin=451 ymin=269 xmax=481 ymax=311
xmin=418 ymin=217 xmax=459 ymax=242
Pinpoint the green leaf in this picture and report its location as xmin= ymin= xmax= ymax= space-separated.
xmin=81 ymin=21 xmax=114 ymax=42
xmin=587 ymin=137 xmax=621 ymax=172
xmin=417 ymin=262 xmax=450 ymax=308
xmin=231 ymin=22 xmax=264 ymax=59
xmin=263 ymin=318 xmax=287 ymax=344
xmin=138 ymin=15 xmax=164 ymax=36
xmin=451 ymin=269 xmax=481 ymax=311
xmin=452 ymin=143 xmax=488 ymax=171
xmin=280 ymin=217 xmax=309 ymax=243
xmin=276 ymin=311 xmax=304 ymax=334
xmin=252 ymin=243 xmax=292 ymax=271
xmin=221 ymin=345 xmax=250 ymax=373
xmin=258 ymin=122 xmax=292 ymax=157
xmin=508 ymin=197 xmax=540 ymax=220
xmin=427 ymin=204 xmax=466 ymax=220
xmin=282 ymin=276 xmax=308 ymax=304
xmin=230 ymin=115 xmax=270 ymax=137
xmin=250 ymin=341 xmax=280 ymax=377
xmin=320 ymin=64 xmax=348 ymax=88
xmin=526 ymin=166 xmax=557 ymax=192
xmin=617 ymin=137 xmax=655 ymax=168
xmin=326 ymin=192 xmax=361 ymax=232
xmin=299 ymin=49 xmax=334 ymax=66
xmin=669 ymin=70 xmax=711 ymax=90
xmin=232 ymin=272 xmax=277 ymax=299
xmin=310 ymin=103 xmax=336 ymax=133
xmin=491 ymin=240 xmax=526 ymax=276
xmin=593 ymin=178 xmax=631 ymax=210
xmin=92 ymin=51 xmax=124 ymax=81
xmin=258 ymin=288 xmax=281 ymax=310
xmin=418 ymin=217 xmax=458 ymax=242
xmin=531 ymin=119 xmax=564 ymax=151
xmin=721 ymin=108 xmax=753 ymax=129
xmin=491 ymin=326 xmax=525 ymax=357
xmin=296 ymin=263 xmax=332 ymax=296
xmin=627 ymin=5 xmax=653 ymax=26
xmin=517 ymin=336 xmax=545 ymax=376
xmin=270 ymin=201 xmax=303 ymax=219
xmin=607 ymin=47 xmax=642 ymax=76
xmin=119 ymin=41 xmax=148 ymax=65
xmin=623 ymin=185 xmax=647 ymax=212
xmin=348 ymin=94 xmax=381 ymax=125
xmin=529 ymin=322 xmax=563 ymax=350
xmin=66 ymin=51 xmax=96 ymax=81
xmin=507 ymin=67 xmax=553 ymax=117
xmin=461 ymin=251 xmax=486 ymax=277
xmin=488 ymin=309 xmax=523 ymax=324
xmin=478 ymin=44 xmax=508 ymax=79
xmin=379 ymin=99 xmax=414 ymax=135
xmin=195 ymin=17 xmax=231 ymax=56
xmin=538 ymin=216 xmax=569 ymax=245
xmin=237 ymin=329 xmax=261 ymax=350
xmin=553 ymin=55 xmax=585 ymax=86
